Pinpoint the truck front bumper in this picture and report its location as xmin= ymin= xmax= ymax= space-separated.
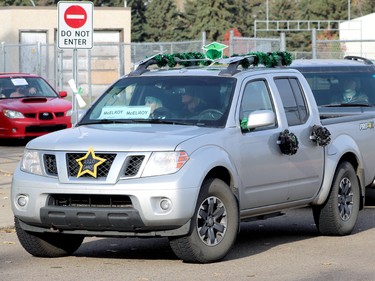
xmin=11 ymin=169 xmax=199 ymax=236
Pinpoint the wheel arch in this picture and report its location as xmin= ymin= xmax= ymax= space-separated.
xmin=337 ymin=152 xmax=364 ymax=210
xmin=313 ymin=151 xmax=364 ymax=209
xmin=204 ymin=166 xmax=238 ymax=201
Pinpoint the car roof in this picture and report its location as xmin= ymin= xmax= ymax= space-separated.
xmin=290 ymin=59 xmax=375 ymax=73
xmin=0 ymin=73 xmax=41 ymax=78
xmin=130 ymin=66 xmax=299 ymax=78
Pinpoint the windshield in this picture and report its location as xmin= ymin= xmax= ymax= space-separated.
xmin=0 ymin=76 xmax=59 ymax=99
xmin=80 ymin=76 xmax=236 ymax=127
xmin=301 ymin=72 xmax=375 ymax=106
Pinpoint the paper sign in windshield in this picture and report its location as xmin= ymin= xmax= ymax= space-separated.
xmin=11 ymin=78 xmax=29 ymax=86
xmin=99 ymin=106 xmax=151 ymax=119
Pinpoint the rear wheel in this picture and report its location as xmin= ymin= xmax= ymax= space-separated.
xmin=15 ymin=217 xmax=84 ymax=257
xmin=169 ymin=178 xmax=238 ymax=263
xmin=313 ymin=161 xmax=360 ymax=235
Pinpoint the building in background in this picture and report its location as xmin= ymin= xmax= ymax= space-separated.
xmin=0 ymin=6 xmax=131 ymax=98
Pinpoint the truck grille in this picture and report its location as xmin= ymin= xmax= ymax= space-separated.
xmin=67 ymin=153 xmax=116 ymax=178
xmin=44 ymin=154 xmax=58 ymax=176
xmin=42 ymin=153 xmax=145 ymax=179
xmin=47 ymin=194 xmax=133 ymax=208
xmin=124 ymin=155 xmax=145 ymax=176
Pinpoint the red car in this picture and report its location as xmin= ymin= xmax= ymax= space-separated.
xmin=0 ymin=73 xmax=72 ymax=139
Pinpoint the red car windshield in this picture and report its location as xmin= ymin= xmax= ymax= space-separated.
xmin=0 ymin=77 xmax=58 ymax=99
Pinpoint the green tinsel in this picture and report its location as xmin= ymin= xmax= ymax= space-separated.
xmin=148 ymin=51 xmax=292 ymax=69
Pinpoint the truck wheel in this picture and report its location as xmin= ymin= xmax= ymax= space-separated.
xmin=169 ymin=178 xmax=239 ymax=263
xmin=15 ymin=217 xmax=84 ymax=257
xmin=312 ymin=161 xmax=360 ymax=236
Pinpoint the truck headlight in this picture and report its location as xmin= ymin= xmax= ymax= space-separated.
xmin=20 ymin=149 xmax=43 ymax=175
xmin=3 ymin=109 xmax=25 ymax=119
xmin=142 ymin=151 xmax=189 ymax=177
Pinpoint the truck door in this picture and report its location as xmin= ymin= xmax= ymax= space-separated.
xmin=237 ymin=79 xmax=290 ymax=209
xmin=274 ymin=77 xmax=325 ymax=201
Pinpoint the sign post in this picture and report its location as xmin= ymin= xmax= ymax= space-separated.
xmin=58 ymin=1 xmax=93 ymax=125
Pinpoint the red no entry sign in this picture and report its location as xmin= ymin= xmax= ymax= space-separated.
xmin=64 ymin=5 xmax=87 ymax=29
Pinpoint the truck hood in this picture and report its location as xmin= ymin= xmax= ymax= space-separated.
xmin=27 ymin=123 xmax=217 ymax=151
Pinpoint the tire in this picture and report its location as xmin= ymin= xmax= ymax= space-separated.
xmin=169 ymin=178 xmax=239 ymax=263
xmin=312 ymin=161 xmax=360 ymax=236
xmin=15 ymin=217 xmax=84 ymax=257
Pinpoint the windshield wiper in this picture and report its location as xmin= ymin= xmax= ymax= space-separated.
xmin=320 ymin=103 xmax=373 ymax=107
xmin=145 ymin=119 xmax=193 ymax=125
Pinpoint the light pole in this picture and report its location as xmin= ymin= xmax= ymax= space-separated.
xmin=348 ymin=0 xmax=350 ymax=21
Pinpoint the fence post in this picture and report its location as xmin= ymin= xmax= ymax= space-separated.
xmin=119 ymin=42 xmax=125 ymax=77
xmin=57 ymin=48 xmax=64 ymax=91
xmin=312 ymin=28 xmax=317 ymax=59
xmin=280 ymin=32 xmax=286 ymax=51
xmin=37 ymin=42 xmax=42 ymax=75
xmin=202 ymin=31 xmax=206 ymax=48
xmin=88 ymin=48 xmax=92 ymax=105
xmin=1 ymin=42 xmax=5 ymax=72
xmin=229 ymin=29 xmax=234 ymax=56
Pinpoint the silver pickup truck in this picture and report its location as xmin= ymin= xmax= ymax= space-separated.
xmin=11 ymin=53 xmax=375 ymax=263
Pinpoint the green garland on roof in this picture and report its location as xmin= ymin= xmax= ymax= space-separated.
xmin=154 ymin=52 xmax=210 ymax=68
xmin=233 ymin=51 xmax=293 ymax=68
xmin=150 ymin=51 xmax=292 ymax=69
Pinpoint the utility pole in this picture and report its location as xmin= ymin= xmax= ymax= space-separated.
xmin=348 ymin=0 xmax=350 ymax=21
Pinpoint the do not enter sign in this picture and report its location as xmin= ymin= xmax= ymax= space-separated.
xmin=58 ymin=1 xmax=93 ymax=49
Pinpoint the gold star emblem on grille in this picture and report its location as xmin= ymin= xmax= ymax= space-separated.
xmin=76 ymin=148 xmax=106 ymax=178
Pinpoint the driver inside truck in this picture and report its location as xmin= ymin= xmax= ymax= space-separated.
xmin=340 ymin=78 xmax=368 ymax=103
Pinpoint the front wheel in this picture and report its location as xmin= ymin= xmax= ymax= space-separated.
xmin=169 ymin=178 xmax=239 ymax=263
xmin=312 ymin=161 xmax=360 ymax=236
xmin=15 ymin=217 xmax=84 ymax=257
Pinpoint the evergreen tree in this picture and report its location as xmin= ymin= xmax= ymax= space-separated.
xmin=188 ymin=0 xmax=236 ymax=42
xmin=143 ymin=0 xmax=187 ymax=42
xmin=128 ymin=0 xmax=147 ymax=42
xmin=350 ymin=0 xmax=375 ymax=18
xmin=183 ymin=0 xmax=201 ymax=39
xmin=91 ymin=0 xmax=124 ymax=7
xmin=231 ymin=0 xmax=255 ymax=38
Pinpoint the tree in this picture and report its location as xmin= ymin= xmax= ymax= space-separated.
xmin=128 ymin=0 xmax=147 ymax=42
xmin=143 ymin=0 xmax=187 ymax=42
xmin=187 ymin=0 xmax=236 ymax=41
xmin=231 ymin=0 xmax=256 ymax=38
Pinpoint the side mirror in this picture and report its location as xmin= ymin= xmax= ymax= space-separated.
xmin=59 ymin=91 xmax=68 ymax=98
xmin=247 ymin=110 xmax=275 ymax=130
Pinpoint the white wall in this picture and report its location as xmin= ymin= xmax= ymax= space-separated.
xmin=340 ymin=13 xmax=375 ymax=59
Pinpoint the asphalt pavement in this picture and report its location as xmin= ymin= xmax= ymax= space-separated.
xmin=0 ymin=144 xmax=23 ymax=230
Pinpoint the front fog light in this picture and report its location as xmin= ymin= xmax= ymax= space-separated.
xmin=160 ymin=199 xmax=172 ymax=211
xmin=17 ymin=195 xmax=28 ymax=207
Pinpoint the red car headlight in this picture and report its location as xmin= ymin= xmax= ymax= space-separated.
xmin=3 ymin=109 xmax=25 ymax=119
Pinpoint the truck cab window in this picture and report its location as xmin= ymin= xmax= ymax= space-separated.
xmin=275 ymin=77 xmax=308 ymax=126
